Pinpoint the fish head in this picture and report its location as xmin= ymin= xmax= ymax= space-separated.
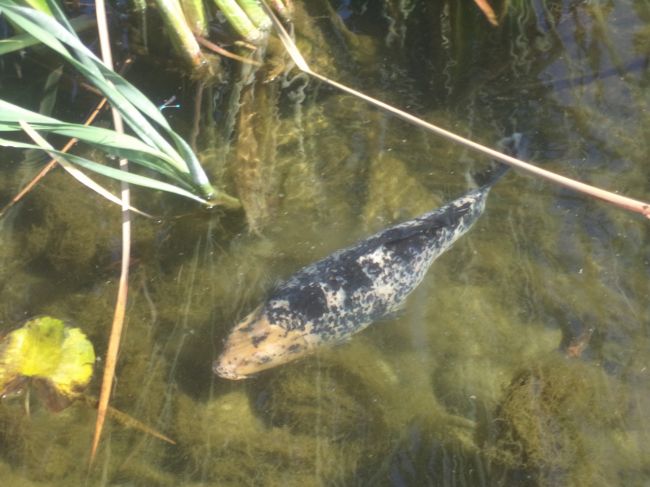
xmin=213 ymin=307 xmax=316 ymax=380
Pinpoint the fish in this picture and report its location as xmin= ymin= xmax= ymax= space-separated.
xmin=215 ymin=135 xmax=521 ymax=380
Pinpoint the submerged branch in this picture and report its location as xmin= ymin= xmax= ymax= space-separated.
xmin=195 ymin=34 xmax=262 ymax=66
xmin=82 ymin=395 xmax=176 ymax=445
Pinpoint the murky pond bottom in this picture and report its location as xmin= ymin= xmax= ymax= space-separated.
xmin=1 ymin=1 xmax=649 ymax=485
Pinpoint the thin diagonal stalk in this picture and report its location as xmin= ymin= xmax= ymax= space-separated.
xmin=0 ymin=97 xmax=108 ymax=218
xmin=89 ymin=0 xmax=130 ymax=465
xmin=195 ymin=34 xmax=262 ymax=65
xmin=259 ymin=0 xmax=650 ymax=219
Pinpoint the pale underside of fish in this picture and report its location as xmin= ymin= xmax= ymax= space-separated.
xmin=214 ymin=166 xmax=505 ymax=380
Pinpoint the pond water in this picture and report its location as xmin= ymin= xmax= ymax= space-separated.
xmin=0 ymin=0 xmax=649 ymax=485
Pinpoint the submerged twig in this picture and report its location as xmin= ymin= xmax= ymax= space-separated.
xmin=89 ymin=0 xmax=131 ymax=466
xmin=0 ymin=99 xmax=106 ymax=218
xmin=260 ymin=0 xmax=650 ymax=220
xmin=0 ymin=57 xmax=135 ymax=219
xmin=195 ymin=34 xmax=262 ymax=65
xmin=82 ymin=395 xmax=176 ymax=445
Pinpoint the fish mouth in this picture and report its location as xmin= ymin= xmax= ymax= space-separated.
xmin=214 ymin=309 xmax=317 ymax=380
xmin=212 ymin=359 xmax=250 ymax=380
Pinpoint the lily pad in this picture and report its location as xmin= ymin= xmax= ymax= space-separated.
xmin=0 ymin=316 xmax=95 ymax=411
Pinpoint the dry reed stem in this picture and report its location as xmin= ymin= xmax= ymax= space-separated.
xmin=473 ymin=0 xmax=499 ymax=26
xmin=89 ymin=0 xmax=132 ymax=466
xmin=259 ymin=0 xmax=650 ymax=220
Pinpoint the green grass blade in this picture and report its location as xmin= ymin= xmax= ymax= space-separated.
xmin=0 ymin=137 xmax=207 ymax=203
xmin=18 ymin=121 xmax=152 ymax=215
xmin=0 ymin=100 xmax=188 ymax=173
xmin=0 ymin=1 xmax=217 ymax=198
xmin=0 ymin=15 xmax=95 ymax=56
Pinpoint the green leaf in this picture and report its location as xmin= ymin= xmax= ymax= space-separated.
xmin=0 ymin=15 xmax=95 ymax=56
xmin=0 ymin=1 xmax=220 ymax=200
xmin=0 ymin=137 xmax=207 ymax=203
xmin=0 ymin=99 xmax=190 ymax=174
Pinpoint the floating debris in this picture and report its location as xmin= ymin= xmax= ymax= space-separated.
xmin=0 ymin=316 xmax=95 ymax=411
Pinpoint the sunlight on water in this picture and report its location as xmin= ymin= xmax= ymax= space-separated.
xmin=0 ymin=0 xmax=648 ymax=485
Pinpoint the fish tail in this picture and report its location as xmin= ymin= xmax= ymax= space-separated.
xmin=468 ymin=132 xmax=527 ymax=189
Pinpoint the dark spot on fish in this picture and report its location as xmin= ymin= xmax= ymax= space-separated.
xmin=325 ymin=260 xmax=374 ymax=295
xmin=252 ymin=333 xmax=269 ymax=347
xmin=362 ymin=259 xmax=384 ymax=277
xmin=239 ymin=321 xmax=256 ymax=333
xmin=268 ymin=282 xmax=329 ymax=327
xmin=259 ymin=355 xmax=272 ymax=364
xmin=288 ymin=344 xmax=302 ymax=354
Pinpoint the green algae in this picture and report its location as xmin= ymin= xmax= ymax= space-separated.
xmin=485 ymin=355 xmax=640 ymax=486
xmin=174 ymin=389 xmax=368 ymax=485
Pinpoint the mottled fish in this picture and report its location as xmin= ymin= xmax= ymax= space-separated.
xmin=215 ymin=137 xmax=520 ymax=380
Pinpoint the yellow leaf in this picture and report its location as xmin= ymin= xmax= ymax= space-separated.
xmin=0 ymin=317 xmax=95 ymax=403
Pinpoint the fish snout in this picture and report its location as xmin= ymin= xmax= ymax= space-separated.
xmin=212 ymin=359 xmax=248 ymax=380
xmin=214 ymin=309 xmax=315 ymax=380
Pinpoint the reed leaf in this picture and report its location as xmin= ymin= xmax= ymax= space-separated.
xmin=0 ymin=137 xmax=207 ymax=204
xmin=0 ymin=15 xmax=95 ymax=56
xmin=0 ymin=100 xmax=191 ymax=176
xmin=0 ymin=0 xmax=227 ymax=201
xmin=19 ymin=121 xmax=151 ymax=216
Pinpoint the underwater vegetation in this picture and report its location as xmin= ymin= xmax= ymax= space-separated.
xmin=0 ymin=0 xmax=649 ymax=485
xmin=485 ymin=356 xmax=648 ymax=486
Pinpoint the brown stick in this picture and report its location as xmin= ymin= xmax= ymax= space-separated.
xmin=259 ymin=0 xmax=650 ymax=220
xmin=195 ymin=34 xmax=263 ymax=66
xmin=89 ymin=0 xmax=132 ymax=466
xmin=82 ymin=395 xmax=176 ymax=445
xmin=0 ymin=97 xmax=108 ymax=218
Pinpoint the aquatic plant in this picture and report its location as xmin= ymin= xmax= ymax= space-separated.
xmin=486 ymin=356 xmax=633 ymax=486
xmin=0 ymin=0 xmax=238 ymax=206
